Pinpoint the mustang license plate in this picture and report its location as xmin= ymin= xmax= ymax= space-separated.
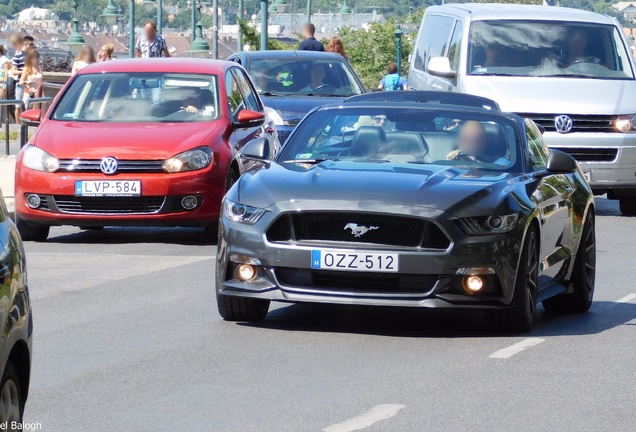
xmin=311 ymin=249 xmax=398 ymax=273
xmin=75 ymin=180 xmax=141 ymax=197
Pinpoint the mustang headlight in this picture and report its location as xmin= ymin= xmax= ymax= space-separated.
xmin=614 ymin=115 xmax=636 ymax=133
xmin=22 ymin=145 xmax=58 ymax=172
xmin=264 ymin=106 xmax=284 ymax=126
xmin=224 ymin=199 xmax=266 ymax=224
xmin=163 ymin=147 xmax=212 ymax=173
xmin=458 ymin=213 xmax=519 ymax=235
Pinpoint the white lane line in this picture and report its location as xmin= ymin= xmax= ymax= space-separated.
xmin=616 ymin=293 xmax=636 ymax=303
xmin=323 ymin=404 xmax=406 ymax=432
xmin=488 ymin=338 xmax=545 ymax=359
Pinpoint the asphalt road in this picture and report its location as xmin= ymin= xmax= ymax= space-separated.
xmin=21 ymin=197 xmax=636 ymax=432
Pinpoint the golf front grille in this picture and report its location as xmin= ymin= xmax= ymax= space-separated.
xmin=52 ymin=196 xmax=165 ymax=214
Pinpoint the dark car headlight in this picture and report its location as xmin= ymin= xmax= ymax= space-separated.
xmin=458 ymin=213 xmax=519 ymax=235
xmin=224 ymin=199 xmax=266 ymax=224
xmin=163 ymin=146 xmax=212 ymax=173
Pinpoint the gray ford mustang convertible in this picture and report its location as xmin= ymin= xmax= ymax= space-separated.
xmin=216 ymin=92 xmax=596 ymax=332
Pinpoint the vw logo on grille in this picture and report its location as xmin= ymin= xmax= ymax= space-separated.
xmin=554 ymin=115 xmax=573 ymax=134
xmin=100 ymin=157 xmax=118 ymax=175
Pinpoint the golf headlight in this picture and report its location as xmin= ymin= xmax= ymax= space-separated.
xmin=614 ymin=115 xmax=636 ymax=133
xmin=224 ymin=199 xmax=266 ymax=224
xmin=458 ymin=213 xmax=519 ymax=235
xmin=264 ymin=106 xmax=284 ymax=126
xmin=163 ymin=147 xmax=212 ymax=173
xmin=22 ymin=146 xmax=58 ymax=172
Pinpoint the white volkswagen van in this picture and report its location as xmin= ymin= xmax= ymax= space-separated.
xmin=408 ymin=4 xmax=636 ymax=214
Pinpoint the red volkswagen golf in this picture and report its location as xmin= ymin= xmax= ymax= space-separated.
xmin=15 ymin=58 xmax=279 ymax=241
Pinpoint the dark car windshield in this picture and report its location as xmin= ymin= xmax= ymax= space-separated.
xmin=468 ymin=20 xmax=634 ymax=79
xmin=246 ymin=57 xmax=363 ymax=97
xmin=51 ymin=72 xmax=220 ymax=122
xmin=278 ymin=107 xmax=521 ymax=171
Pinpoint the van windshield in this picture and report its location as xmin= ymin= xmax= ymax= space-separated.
xmin=468 ymin=20 xmax=634 ymax=80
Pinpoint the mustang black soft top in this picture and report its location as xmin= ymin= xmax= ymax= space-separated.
xmin=344 ymin=91 xmax=501 ymax=111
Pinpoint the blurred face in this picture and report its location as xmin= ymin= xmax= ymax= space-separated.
xmin=310 ymin=66 xmax=325 ymax=83
xmin=183 ymin=90 xmax=201 ymax=107
xmin=485 ymin=44 xmax=504 ymax=66
xmin=568 ymin=30 xmax=587 ymax=59
xmin=144 ymin=24 xmax=157 ymax=41
xmin=458 ymin=121 xmax=487 ymax=156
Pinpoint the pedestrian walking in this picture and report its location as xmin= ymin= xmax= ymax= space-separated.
xmin=19 ymin=49 xmax=42 ymax=109
xmin=23 ymin=35 xmax=35 ymax=51
xmin=98 ymin=44 xmax=116 ymax=61
xmin=326 ymin=37 xmax=348 ymax=60
xmin=298 ymin=23 xmax=324 ymax=52
xmin=9 ymin=34 xmax=26 ymax=121
xmin=136 ymin=21 xmax=170 ymax=58
xmin=71 ymin=46 xmax=96 ymax=75
xmin=0 ymin=45 xmax=9 ymax=100
xmin=378 ymin=62 xmax=407 ymax=91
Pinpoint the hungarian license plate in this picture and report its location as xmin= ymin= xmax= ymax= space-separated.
xmin=583 ymin=171 xmax=591 ymax=183
xmin=311 ymin=249 xmax=398 ymax=273
xmin=75 ymin=180 xmax=141 ymax=197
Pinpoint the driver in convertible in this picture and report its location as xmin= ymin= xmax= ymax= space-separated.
xmin=447 ymin=121 xmax=509 ymax=165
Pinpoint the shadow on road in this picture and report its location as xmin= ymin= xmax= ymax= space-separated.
xmin=239 ymin=300 xmax=635 ymax=338
xmin=46 ymin=226 xmax=218 ymax=246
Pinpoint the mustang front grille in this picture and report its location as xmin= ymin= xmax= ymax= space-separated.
xmin=519 ymin=113 xmax=615 ymax=133
xmin=266 ymin=212 xmax=451 ymax=250
xmin=56 ymin=159 xmax=165 ymax=173
xmin=53 ymin=196 xmax=165 ymax=214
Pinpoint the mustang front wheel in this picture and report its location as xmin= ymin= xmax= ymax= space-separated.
xmin=217 ymin=294 xmax=270 ymax=322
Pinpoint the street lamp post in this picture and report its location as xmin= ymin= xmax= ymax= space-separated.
xmin=238 ymin=0 xmax=243 ymax=51
xmin=260 ymin=0 xmax=268 ymax=51
xmin=67 ymin=0 xmax=86 ymax=56
xmin=142 ymin=0 xmax=163 ymax=34
xmin=395 ymin=23 xmax=403 ymax=77
xmin=307 ymin=0 xmax=311 ymax=23
xmin=212 ymin=0 xmax=218 ymax=59
xmin=101 ymin=0 xmax=119 ymax=28
xmin=191 ymin=0 xmax=197 ymax=42
xmin=129 ymin=0 xmax=135 ymax=57
xmin=191 ymin=21 xmax=210 ymax=57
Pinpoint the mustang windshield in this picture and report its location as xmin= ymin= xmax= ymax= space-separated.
xmin=279 ymin=108 xmax=520 ymax=171
xmin=246 ymin=58 xmax=363 ymax=97
xmin=52 ymin=73 xmax=220 ymax=122
xmin=468 ymin=20 xmax=634 ymax=79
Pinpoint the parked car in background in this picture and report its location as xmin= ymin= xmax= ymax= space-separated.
xmin=216 ymin=92 xmax=596 ymax=332
xmin=408 ymin=4 xmax=636 ymax=215
xmin=227 ymin=50 xmax=366 ymax=143
xmin=15 ymin=58 xmax=280 ymax=241
xmin=0 ymin=189 xmax=32 ymax=425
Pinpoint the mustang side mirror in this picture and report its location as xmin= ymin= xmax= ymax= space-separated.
xmin=536 ymin=124 xmax=546 ymax=135
xmin=235 ymin=110 xmax=265 ymax=128
xmin=20 ymin=109 xmax=42 ymax=125
xmin=546 ymin=149 xmax=577 ymax=174
xmin=427 ymin=57 xmax=457 ymax=79
xmin=241 ymin=137 xmax=271 ymax=161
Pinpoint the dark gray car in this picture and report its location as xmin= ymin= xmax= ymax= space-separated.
xmin=216 ymin=92 xmax=596 ymax=332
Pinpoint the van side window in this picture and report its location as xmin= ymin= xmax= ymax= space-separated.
xmin=525 ymin=119 xmax=550 ymax=171
xmin=448 ymin=21 xmax=463 ymax=71
xmin=414 ymin=15 xmax=455 ymax=72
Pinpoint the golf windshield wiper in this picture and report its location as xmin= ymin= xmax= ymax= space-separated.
xmin=281 ymin=157 xmax=338 ymax=164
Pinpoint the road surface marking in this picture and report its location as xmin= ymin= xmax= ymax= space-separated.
xmin=616 ymin=294 xmax=636 ymax=303
xmin=323 ymin=404 xmax=406 ymax=432
xmin=489 ymin=338 xmax=545 ymax=359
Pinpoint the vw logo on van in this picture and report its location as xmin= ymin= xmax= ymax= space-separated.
xmin=100 ymin=157 xmax=119 ymax=175
xmin=554 ymin=115 xmax=573 ymax=134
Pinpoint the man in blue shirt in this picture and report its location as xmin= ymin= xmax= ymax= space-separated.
xmin=298 ymin=23 xmax=324 ymax=52
xmin=136 ymin=21 xmax=170 ymax=58
xmin=378 ymin=63 xmax=407 ymax=91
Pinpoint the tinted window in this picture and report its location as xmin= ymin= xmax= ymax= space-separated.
xmin=525 ymin=119 xmax=550 ymax=170
xmin=225 ymin=69 xmax=244 ymax=120
xmin=414 ymin=15 xmax=455 ymax=71
xmin=232 ymin=69 xmax=262 ymax=112
xmin=448 ymin=21 xmax=464 ymax=71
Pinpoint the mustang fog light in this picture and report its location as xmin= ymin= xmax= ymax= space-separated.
xmin=181 ymin=195 xmax=198 ymax=210
xmin=237 ymin=264 xmax=257 ymax=282
xmin=26 ymin=194 xmax=41 ymax=209
xmin=463 ymin=275 xmax=484 ymax=293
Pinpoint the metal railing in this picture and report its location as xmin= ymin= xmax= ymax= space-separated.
xmin=2 ymin=96 xmax=53 ymax=156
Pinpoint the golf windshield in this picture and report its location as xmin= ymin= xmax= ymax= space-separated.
xmin=52 ymin=73 xmax=220 ymax=122
xmin=279 ymin=108 xmax=521 ymax=172
xmin=468 ymin=20 xmax=634 ymax=79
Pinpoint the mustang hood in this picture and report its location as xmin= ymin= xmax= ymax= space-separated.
xmin=238 ymin=161 xmax=519 ymax=216
xmin=31 ymin=120 xmax=224 ymax=159
xmin=463 ymin=76 xmax=636 ymax=114
xmin=262 ymin=96 xmax=345 ymax=121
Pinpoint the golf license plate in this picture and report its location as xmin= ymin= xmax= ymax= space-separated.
xmin=311 ymin=249 xmax=398 ymax=273
xmin=75 ymin=180 xmax=141 ymax=197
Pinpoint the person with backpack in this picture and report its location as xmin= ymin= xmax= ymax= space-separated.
xmin=378 ymin=62 xmax=407 ymax=91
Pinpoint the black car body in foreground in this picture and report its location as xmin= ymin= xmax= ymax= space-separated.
xmin=0 ymin=190 xmax=32 ymax=423
xmin=216 ymin=92 xmax=596 ymax=332
xmin=227 ymin=50 xmax=365 ymax=143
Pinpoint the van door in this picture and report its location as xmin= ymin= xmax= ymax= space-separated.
xmin=408 ymin=14 xmax=457 ymax=91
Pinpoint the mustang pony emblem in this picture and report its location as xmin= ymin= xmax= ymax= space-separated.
xmin=344 ymin=223 xmax=379 ymax=237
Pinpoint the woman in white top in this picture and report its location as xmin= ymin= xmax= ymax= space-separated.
xmin=71 ymin=45 xmax=96 ymax=75
xmin=19 ymin=49 xmax=43 ymax=108
xmin=0 ymin=45 xmax=9 ymax=99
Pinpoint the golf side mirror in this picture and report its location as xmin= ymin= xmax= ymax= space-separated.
xmin=20 ymin=109 xmax=42 ymax=125
xmin=235 ymin=110 xmax=265 ymax=128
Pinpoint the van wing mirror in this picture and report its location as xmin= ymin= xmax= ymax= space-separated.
xmin=427 ymin=57 xmax=457 ymax=79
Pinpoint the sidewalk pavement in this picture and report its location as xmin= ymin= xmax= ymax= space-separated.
xmin=0 ymin=156 xmax=16 ymax=214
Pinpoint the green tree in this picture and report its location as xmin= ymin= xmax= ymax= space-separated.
xmin=238 ymin=19 xmax=297 ymax=50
